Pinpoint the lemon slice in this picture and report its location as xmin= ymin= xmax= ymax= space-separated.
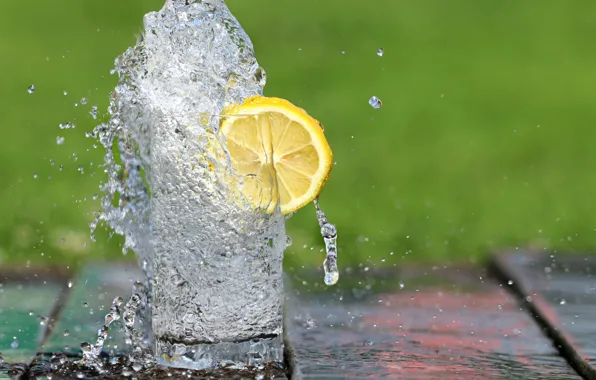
xmin=220 ymin=96 xmax=333 ymax=215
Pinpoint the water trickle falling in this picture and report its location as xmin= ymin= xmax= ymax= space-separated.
xmin=314 ymin=198 xmax=339 ymax=286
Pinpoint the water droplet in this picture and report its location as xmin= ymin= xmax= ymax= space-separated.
xmin=33 ymin=173 xmax=38 ymax=179
xmin=399 ymin=281 xmax=405 ymax=289
xmin=171 ymin=274 xmax=186 ymax=286
xmin=64 ymin=330 xmax=70 ymax=336
xmin=304 ymin=318 xmax=316 ymax=329
xmin=56 ymin=136 xmax=65 ymax=145
xmin=507 ymin=280 xmax=514 ymax=285
xmin=11 ymin=339 xmax=19 ymax=349
xmin=27 ymin=85 xmax=35 ymax=94
xmin=254 ymin=67 xmax=267 ymax=87
xmin=68 ymin=281 xmax=73 ymax=288
xmin=560 ymin=299 xmax=566 ymax=305
xmin=324 ymin=270 xmax=339 ymax=286
xmin=83 ymin=302 xmax=89 ymax=308
xmin=63 ymin=90 xmax=68 ymax=96
xmin=377 ymin=48 xmax=384 ymax=57
xmin=89 ymin=105 xmax=98 ymax=119
xmin=341 ymin=50 xmax=346 ymax=55
xmin=368 ymin=96 xmax=382 ymax=109
xmin=81 ymin=98 xmax=88 ymax=105
xmin=59 ymin=122 xmax=74 ymax=129
xmin=497 ymin=304 xmax=503 ymax=310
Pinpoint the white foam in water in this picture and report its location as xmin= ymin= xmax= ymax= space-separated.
xmin=92 ymin=0 xmax=285 ymax=370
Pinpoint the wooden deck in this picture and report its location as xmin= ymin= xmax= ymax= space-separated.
xmin=1 ymin=252 xmax=595 ymax=379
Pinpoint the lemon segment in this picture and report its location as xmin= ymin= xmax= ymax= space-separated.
xmin=220 ymin=96 xmax=333 ymax=215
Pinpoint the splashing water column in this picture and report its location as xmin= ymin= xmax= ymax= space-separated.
xmin=97 ymin=0 xmax=285 ymax=370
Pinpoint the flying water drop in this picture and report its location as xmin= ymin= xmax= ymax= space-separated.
xmin=368 ymin=96 xmax=382 ymax=109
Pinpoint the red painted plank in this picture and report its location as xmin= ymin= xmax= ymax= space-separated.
xmin=285 ymin=268 xmax=581 ymax=379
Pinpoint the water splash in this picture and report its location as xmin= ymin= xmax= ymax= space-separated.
xmin=90 ymin=0 xmax=285 ymax=369
xmin=314 ymin=198 xmax=339 ymax=285
xmin=84 ymin=0 xmax=340 ymax=370
xmin=79 ymin=287 xmax=150 ymax=371
xmin=80 ymin=296 xmax=122 ymax=367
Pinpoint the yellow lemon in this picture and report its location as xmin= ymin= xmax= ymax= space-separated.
xmin=220 ymin=96 xmax=333 ymax=215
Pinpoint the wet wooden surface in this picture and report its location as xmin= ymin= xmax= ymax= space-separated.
xmin=41 ymin=263 xmax=145 ymax=356
xmin=0 ymin=266 xmax=68 ymax=364
xmin=490 ymin=251 xmax=596 ymax=380
xmin=285 ymin=267 xmax=581 ymax=379
xmin=1 ymin=256 xmax=595 ymax=379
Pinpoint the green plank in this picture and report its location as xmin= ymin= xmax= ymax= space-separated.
xmin=42 ymin=263 xmax=144 ymax=356
xmin=0 ymin=282 xmax=62 ymax=363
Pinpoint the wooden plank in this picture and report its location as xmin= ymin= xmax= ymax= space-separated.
xmin=0 ymin=270 xmax=66 ymax=365
xmin=490 ymin=251 xmax=596 ymax=380
xmin=284 ymin=268 xmax=581 ymax=379
xmin=40 ymin=262 xmax=145 ymax=356
xmin=33 ymin=263 xmax=289 ymax=379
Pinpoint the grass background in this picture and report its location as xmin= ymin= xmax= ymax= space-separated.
xmin=1 ymin=0 xmax=596 ymax=272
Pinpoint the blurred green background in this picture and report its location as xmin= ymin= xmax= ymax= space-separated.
xmin=1 ymin=0 xmax=596 ymax=272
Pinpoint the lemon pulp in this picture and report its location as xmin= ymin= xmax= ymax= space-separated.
xmin=220 ymin=96 xmax=333 ymax=215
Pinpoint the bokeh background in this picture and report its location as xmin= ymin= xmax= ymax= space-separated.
xmin=1 ymin=0 xmax=596 ymax=272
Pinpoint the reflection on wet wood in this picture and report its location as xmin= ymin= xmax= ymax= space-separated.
xmin=490 ymin=251 xmax=596 ymax=380
xmin=41 ymin=263 xmax=145 ymax=356
xmin=0 ymin=265 xmax=67 ymax=365
xmin=285 ymin=267 xmax=581 ymax=379
xmin=0 ymin=261 xmax=590 ymax=379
